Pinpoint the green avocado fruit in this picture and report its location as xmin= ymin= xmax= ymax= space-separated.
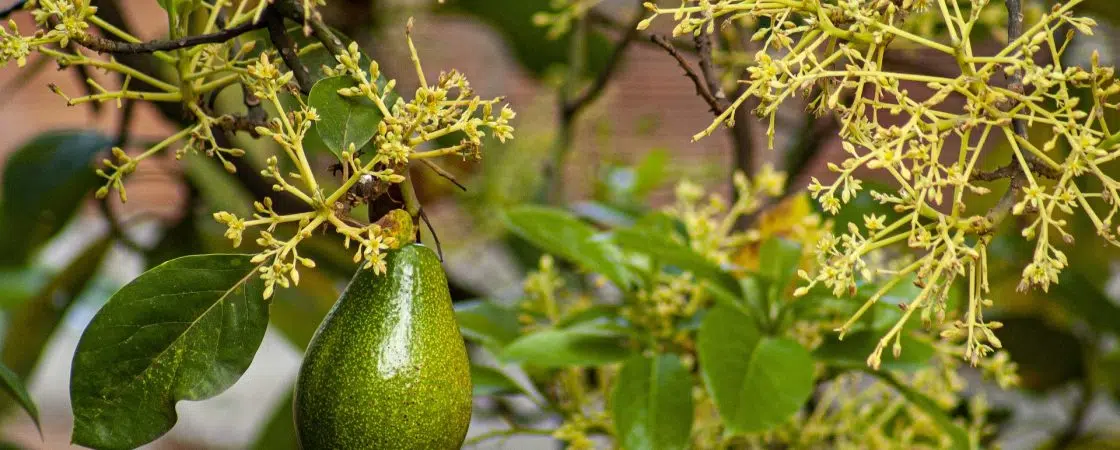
xmin=294 ymin=244 xmax=472 ymax=449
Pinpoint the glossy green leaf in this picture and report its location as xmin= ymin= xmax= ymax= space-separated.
xmin=472 ymin=364 xmax=530 ymax=397
xmin=861 ymin=369 xmax=970 ymax=450
xmin=1 ymin=235 xmax=112 ymax=384
xmin=0 ymin=130 xmax=112 ymax=266
xmin=503 ymin=205 xmax=634 ymax=288
xmin=455 ymin=299 xmax=521 ymax=353
xmin=70 ymin=254 xmax=267 ymax=449
xmin=309 ymin=75 xmax=383 ymax=158
xmin=0 ymin=363 xmax=40 ymax=436
xmin=813 ymin=332 xmax=933 ymax=372
xmin=612 ymin=354 xmax=693 ymax=450
xmin=501 ymin=321 xmax=633 ymax=367
xmin=698 ymin=305 xmax=814 ymax=434
xmin=444 ymin=0 xmax=612 ymax=79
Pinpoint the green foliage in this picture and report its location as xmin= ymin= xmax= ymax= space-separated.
xmin=698 ymin=305 xmax=814 ymax=434
xmin=70 ymin=254 xmax=266 ymax=449
xmin=0 ymin=363 xmax=39 ymax=435
xmin=308 ymin=75 xmax=383 ymax=159
xmin=503 ymin=205 xmax=634 ymax=288
xmin=501 ymin=320 xmax=634 ymax=368
xmin=1 ymin=236 xmax=111 ymax=380
xmin=0 ymin=131 xmax=112 ymax=266
xmin=1 ymin=0 xmax=1119 ymax=448
xmin=612 ymin=354 xmax=693 ymax=450
xmin=470 ymin=364 xmax=530 ymax=397
xmin=454 ymin=299 xmax=521 ymax=353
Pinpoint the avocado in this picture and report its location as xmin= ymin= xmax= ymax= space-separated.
xmin=294 ymin=244 xmax=472 ymax=449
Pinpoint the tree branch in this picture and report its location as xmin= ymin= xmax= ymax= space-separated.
xmin=650 ymin=34 xmax=724 ymax=115
xmin=563 ymin=3 xmax=646 ymax=119
xmin=75 ymin=19 xmax=266 ymax=55
xmin=693 ymin=31 xmax=727 ymax=108
xmin=418 ymin=159 xmax=467 ymax=192
xmin=265 ymin=11 xmax=313 ymax=94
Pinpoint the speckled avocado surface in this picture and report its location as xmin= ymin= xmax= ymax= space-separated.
xmin=294 ymin=244 xmax=472 ymax=449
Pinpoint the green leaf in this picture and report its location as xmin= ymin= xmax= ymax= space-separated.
xmin=0 ymin=130 xmax=112 ymax=266
xmin=501 ymin=321 xmax=633 ymax=367
xmin=611 ymin=226 xmax=739 ymax=298
xmin=612 ymin=354 xmax=693 ymax=450
xmin=503 ymin=205 xmax=634 ymax=288
xmin=697 ymin=305 xmax=814 ymax=434
xmin=471 ymin=364 xmax=530 ymax=397
xmin=0 ymin=363 xmax=40 ymax=436
xmin=1 ymin=235 xmax=112 ymax=384
xmin=444 ymin=0 xmax=612 ymax=79
xmin=309 ymin=75 xmax=384 ymax=158
xmin=861 ymin=369 xmax=970 ymax=450
xmin=455 ymin=299 xmax=521 ymax=353
xmin=70 ymin=254 xmax=267 ymax=449
xmin=813 ymin=332 xmax=933 ymax=372
xmin=758 ymin=238 xmax=801 ymax=299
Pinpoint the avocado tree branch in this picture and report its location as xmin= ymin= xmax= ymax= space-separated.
xmin=650 ymin=34 xmax=725 ymax=115
xmin=265 ymin=11 xmax=313 ymax=94
xmin=563 ymin=2 xmax=646 ymax=119
xmin=75 ymin=19 xmax=267 ymax=55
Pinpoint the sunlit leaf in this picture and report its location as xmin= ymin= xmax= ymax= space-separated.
xmin=503 ymin=205 xmax=635 ymax=288
xmin=502 ymin=321 xmax=633 ymax=367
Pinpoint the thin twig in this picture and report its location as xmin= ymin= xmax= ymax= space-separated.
xmin=563 ymin=2 xmax=646 ymax=119
xmin=265 ymin=11 xmax=313 ymax=94
xmin=650 ymin=34 xmax=725 ymax=115
xmin=586 ymin=7 xmax=694 ymax=53
xmin=693 ymin=31 xmax=727 ymax=107
xmin=100 ymin=99 xmax=146 ymax=252
xmin=419 ymin=159 xmax=467 ymax=191
xmin=418 ymin=208 xmax=443 ymax=261
xmin=76 ymin=20 xmax=266 ymax=55
xmin=985 ymin=0 xmax=1030 ymax=223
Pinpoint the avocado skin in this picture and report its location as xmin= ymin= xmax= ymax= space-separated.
xmin=294 ymin=244 xmax=472 ymax=449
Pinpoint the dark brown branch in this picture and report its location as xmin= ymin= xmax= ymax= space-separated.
xmin=650 ymin=34 xmax=725 ymax=115
xmin=75 ymin=20 xmax=266 ymax=55
xmin=265 ymin=11 xmax=313 ymax=94
xmin=984 ymin=0 xmax=1029 ymax=226
xmin=274 ymin=0 xmax=347 ymax=56
xmin=563 ymin=3 xmax=646 ymax=119
xmin=693 ymin=31 xmax=728 ymax=108
xmin=418 ymin=208 xmax=443 ymax=262
xmin=419 ymin=159 xmax=467 ymax=192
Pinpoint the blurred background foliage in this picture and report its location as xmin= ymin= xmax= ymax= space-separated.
xmin=1 ymin=0 xmax=1120 ymax=448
